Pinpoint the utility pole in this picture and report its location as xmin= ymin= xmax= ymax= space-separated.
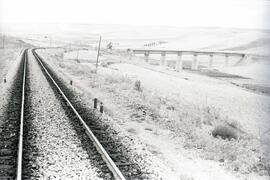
xmin=95 ymin=36 xmax=102 ymax=73
xmin=76 ymin=49 xmax=79 ymax=63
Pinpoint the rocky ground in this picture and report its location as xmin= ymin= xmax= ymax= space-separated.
xmin=22 ymin=50 xmax=106 ymax=179
xmin=0 ymin=49 xmax=23 ymax=127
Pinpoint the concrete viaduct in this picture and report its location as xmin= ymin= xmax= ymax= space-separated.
xmin=130 ymin=49 xmax=247 ymax=71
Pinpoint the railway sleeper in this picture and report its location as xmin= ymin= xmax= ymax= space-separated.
xmin=91 ymin=130 xmax=107 ymax=134
xmin=0 ymin=156 xmax=13 ymax=160
xmin=88 ymin=126 xmax=102 ymax=131
xmin=94 ymin=134 xmax=112 ymax=140
xmin=109 ymin=155 xmax=129 ymax=163
xmin=1 ymin=132 xmax=17 ymax=138
xmin=99 ymin=140 xmax=121 ymax=144
xmin=0 ymin=158 xmax=15 ymax=165
xmin=0 ymin=144 xmax=13 ymax=149
xmin=0 ymin=176 xmax=14 ymax=180
xmin=0 ymin=149 xmax=13 ymax=156
xmin=102 ymin=144 xmax=122 ymax=152
xmin=99 ymin=165 xmax=113 ymax=173
xmin=0 ymin=164 xmax=13 ymax=170
xmin=115 ymin=161 xmax=134 ymax=166
xmin=106 ymin=149 xmax=122 ymax=155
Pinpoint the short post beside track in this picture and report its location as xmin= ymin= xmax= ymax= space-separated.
xmin=94 ymin=98 xmax=98 ymax=109
xmin=100 ymin=102 xmax=104 ymax=113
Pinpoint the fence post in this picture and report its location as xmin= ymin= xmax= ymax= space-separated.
xmin=94 ymin=98 xmax=98 ymax=109
xmin=100 ymin=102 xmax=104 ymax=113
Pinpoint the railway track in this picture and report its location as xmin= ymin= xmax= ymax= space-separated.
xmin=0 ymin=49 xmax=144 ymax=179
xmin=32 ymin=49 xmax=144 ymax=179
xmin=31 ymin=49 xmax=128 ymax=179
xmin=0 ymin=49 xmax=27 ymax=179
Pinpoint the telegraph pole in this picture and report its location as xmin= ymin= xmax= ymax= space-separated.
xmin=95 ymin=36 xmax=102 ymax=73
xmin=76 ymin=49 xmax=79 ymax=62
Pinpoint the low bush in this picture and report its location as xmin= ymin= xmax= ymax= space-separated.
xmin=212 ymin=125 xmax=238 ymax=140
xmin=134 ymin=80 xmax=142 ymax=92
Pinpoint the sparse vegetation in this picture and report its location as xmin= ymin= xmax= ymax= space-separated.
xmin=134 ymin=80 xmax=142 ymax=92
xmin=97 ymin=71 xmax=270 ymax=176
xmin=38 ymin=49 xmax=270 ymax=178
xmin=212 ymin=125 xmax=238 ymax=140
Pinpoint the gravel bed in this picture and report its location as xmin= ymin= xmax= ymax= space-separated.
xmin=35 ymin=50 xmax=172 ymax=179
xmin=0 ymin=49 xmax=23 ymax=124
xmin=22 ymin=51 xmax=108 ymax=179
xmin=0 ymin=51 xmax=25 ymax=178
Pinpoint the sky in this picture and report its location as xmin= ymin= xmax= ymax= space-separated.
xmin=0 ymin=0 xmax=269 ymax=29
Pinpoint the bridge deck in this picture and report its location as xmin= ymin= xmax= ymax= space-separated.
xmin=131 ymin=49 xmax=245 ymax=57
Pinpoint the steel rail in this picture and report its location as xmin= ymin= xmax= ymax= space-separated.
xmin=16 ymin=49 xmax=27 ymax=180
xmin=32 ymin=49 xmax=126 ymax=180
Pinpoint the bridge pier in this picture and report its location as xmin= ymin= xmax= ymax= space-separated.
xmin=160 ymin=52 xmax=166 ymax=66
xmin=128 ymin=50 xmax=133 ymax=60
xmin=240 ymin=54 xmax=247 ymax=61
xmin=191 ymin=54 xmax=198 ymax=70
xmin=225 ymin=55 xmax=229 ymax=66
xmin=131 ymin=49 xmax=246 ymax=70
xmin=144 ymin=52 xmax=149 ymax=62
xmin=176 ymin=52 xmax=183 ymax=71
xmin=209 ymin=54 xmax=213 ymax=69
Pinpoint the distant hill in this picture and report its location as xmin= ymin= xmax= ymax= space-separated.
xmin=1 ymin=23 xmax=269 ymax=55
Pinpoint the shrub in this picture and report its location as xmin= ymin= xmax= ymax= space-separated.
xmin=134 ymin=80 xmax=142 ymax=92
xmin=212 ymin=125 xmax=238 ymax=140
